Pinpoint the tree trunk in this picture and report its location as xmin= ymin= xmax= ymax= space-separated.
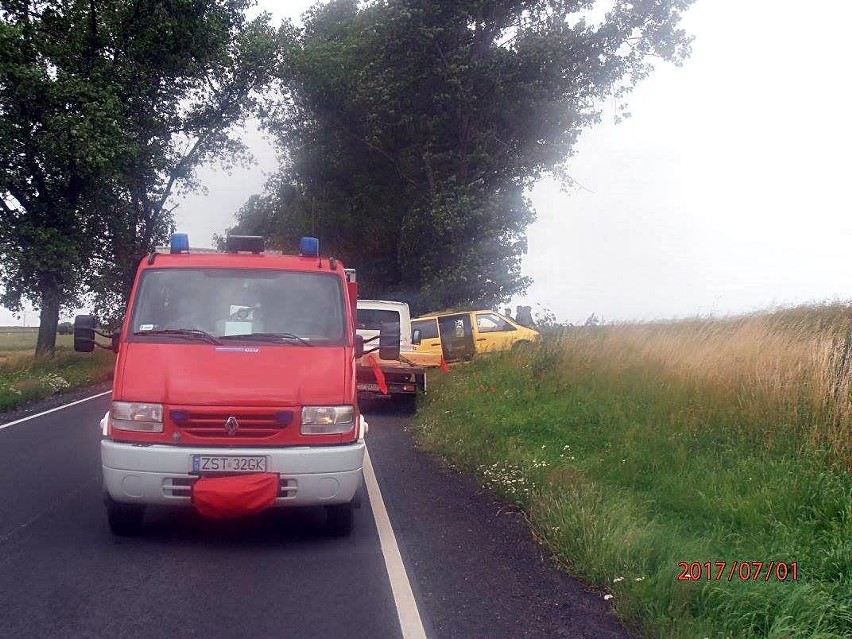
xmin=35 ymin=277 xmax=61 ymax=357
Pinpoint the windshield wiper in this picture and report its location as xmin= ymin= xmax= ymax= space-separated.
xmin=219 ymin=332 xmax=314 ymax=347
xmin=133 ymin=329 xmax=222 ymax=345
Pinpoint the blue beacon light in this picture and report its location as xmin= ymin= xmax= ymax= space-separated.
xmin=170 ymin=233 xmax=190 ymax=254
xmin=299 ymin=236 xmax=319 ymax=257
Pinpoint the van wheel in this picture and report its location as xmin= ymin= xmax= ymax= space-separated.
xmin=105 ymin=495 xmax=145 ymax=536
xmin=512 ymin=340 xmax=532 ymax=350
xmin=326 ymin=503 xmax=355 ymax=537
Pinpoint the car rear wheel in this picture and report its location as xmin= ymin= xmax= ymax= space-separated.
xmin=105 ymin=494 xmax=145 ymax=536
xmin=326 ymin=502 xmax=355 ymax=537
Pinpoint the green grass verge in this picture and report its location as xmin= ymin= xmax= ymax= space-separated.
xmin=412 ymin=345 xmax=852 ymax=638
xmin=0 ymin=347 xmax=115 ymax=413
xmin=0 ymin=329 xmax=72 ymax=353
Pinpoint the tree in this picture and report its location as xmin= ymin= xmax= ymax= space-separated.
xmin=0 ymin=0 xmax=127 ymax=353
xmin=230 ymin=0 xmax=694 ymax=314
xmin=0 ymin=0 xmax=279 ymax=351
xmin=86 ymin=0 xmax=281 ymax=324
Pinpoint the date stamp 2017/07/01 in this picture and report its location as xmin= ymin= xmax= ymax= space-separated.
xmin=677 ymin=561 xmax=799 ymax=582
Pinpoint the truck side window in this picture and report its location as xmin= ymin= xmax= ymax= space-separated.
xmin=475 ymin=313 xmax=515 ymax=333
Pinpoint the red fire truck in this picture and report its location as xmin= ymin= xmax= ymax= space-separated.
xmin=74 ymin=234 xmax=399 ymax=536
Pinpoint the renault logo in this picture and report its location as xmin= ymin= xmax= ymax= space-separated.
xmin=224 ymin=416 xmax=239 ymax=436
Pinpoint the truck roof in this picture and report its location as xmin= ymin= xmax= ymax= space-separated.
xmin=357 ymin=299 xmax=411 ymax=310
xmin=143 ymin=251 xmax=344 ymax=273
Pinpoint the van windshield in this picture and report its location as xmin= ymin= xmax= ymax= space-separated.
xmin=129 ymin=268 xmax=347 ymax=345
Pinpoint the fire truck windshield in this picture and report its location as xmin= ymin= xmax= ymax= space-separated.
xmin=129 ymin=268 xmax=347 ymax=344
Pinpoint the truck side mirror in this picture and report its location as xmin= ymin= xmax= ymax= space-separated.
xmin=73 ymin=315 xmax=97 ymax=352
xmin=411 ymin=329 xmax=422 ymax=346
xmin=354 ymin=334 xmax=365 ymax=358
xmin=379 ymin=322 xmax=400 ymax=360
xmin=111 ymin=330 xmax=120 ymax=354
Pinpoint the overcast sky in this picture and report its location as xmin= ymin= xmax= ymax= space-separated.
xmin=3 ymin=0 xmax=850 ymax=326
xmin=521 ymin=0 xmax=852 ymax=324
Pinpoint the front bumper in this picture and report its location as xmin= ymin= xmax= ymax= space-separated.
xmin=101 ymin=439 xmax=365 ymax=507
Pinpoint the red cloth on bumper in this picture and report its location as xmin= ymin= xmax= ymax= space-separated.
xmin=192 ymin=473 xmax=279 ymax=519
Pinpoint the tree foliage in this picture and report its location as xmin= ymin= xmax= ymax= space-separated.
xmin=1 ymin=0 xmax=123 ymax=351
xmin=85 ymin=0 xmax=280 ymax=325
xmin=0 ymin=0 xmax=278 ymax=351
xmin=230 ymin=0 xmax=694 ymax=313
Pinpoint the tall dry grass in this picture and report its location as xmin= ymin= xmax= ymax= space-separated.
xmin=551 ymin=305 xmax=852 ymax=466
xmin=415 ymin=306 xmax=852 ymax=637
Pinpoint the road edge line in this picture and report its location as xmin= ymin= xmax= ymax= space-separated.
xmin=0 ymin=390 xmax=112 ymax=432
xmin=363 ymin=447 xmax=428 ymax=639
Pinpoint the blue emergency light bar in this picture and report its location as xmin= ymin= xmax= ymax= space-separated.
xmin=170 ymin=233 xmax=189 ymax=253
xmin=300 ymin=236 xmax=319 ymax=257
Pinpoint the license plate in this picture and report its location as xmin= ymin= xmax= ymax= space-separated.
xmin=358 ymin=383 xmax=382 ymax=392
xmin=192 ymin=455 xmax=268 ymax=473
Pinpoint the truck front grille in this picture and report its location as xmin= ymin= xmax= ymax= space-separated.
xmin=162 ymin=476 xmax=298 ymax=500
xmin=170 ymin=409 xmax=295 ymax=439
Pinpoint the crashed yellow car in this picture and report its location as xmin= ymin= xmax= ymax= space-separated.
xmin=411 ymin=310 xmax=540 ymax=362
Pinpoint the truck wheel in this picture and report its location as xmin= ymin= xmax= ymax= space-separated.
xmin=105 ymin=495 xmax=145 ymax=536
xmin=399 ymin=393 xmax=417 ymax=414
xmin=326 ymin=503 xmax=355 ymax=537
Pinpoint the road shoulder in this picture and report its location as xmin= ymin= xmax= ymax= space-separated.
xmin=365 ymin=407 xmax=633 ymax=639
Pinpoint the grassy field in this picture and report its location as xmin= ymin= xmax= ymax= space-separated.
xmin=413 ymin=305 xmax=852 ymax=638
xmin=0 ymin=327 xmax=65 ymax=353
xmin=0 ymin=328 xmax=115 ymax=413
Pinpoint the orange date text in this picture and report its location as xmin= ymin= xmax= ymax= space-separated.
xmin=677 ymin=561 xmax=799 ymax=582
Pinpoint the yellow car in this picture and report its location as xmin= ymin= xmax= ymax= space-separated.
xmin=411 ymin=310 xmax=540 ymax=362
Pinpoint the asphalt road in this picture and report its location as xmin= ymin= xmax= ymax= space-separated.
xmin=0 ymin=392 xmax=631 ymax=639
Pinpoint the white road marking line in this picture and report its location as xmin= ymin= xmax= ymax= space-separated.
xmin=0 ymin=476 xmax=99 ymax=550
xmin=0 ymin=390 xmax=112 ymax=432
xmin=364 ymin=447 xmax=428 ymax=639
xmin=3 ymin=393 xmax=426 ymax=636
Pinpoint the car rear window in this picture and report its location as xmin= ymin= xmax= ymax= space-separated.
xmin=358 ymin=308 xmax=400 ymax=331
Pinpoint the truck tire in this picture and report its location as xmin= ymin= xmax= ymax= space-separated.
xmin=105 ymin=494 xmax=145 ymax=536
xmin=326 ymin=502 xmax=355 ymax=537
xmin=399 ymin=393 xmax=417 ymax=413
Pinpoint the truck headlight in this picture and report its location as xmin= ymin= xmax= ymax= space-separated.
xmin=301 ymin=405 xmax=354 ymax=435
xmin=111 ymin=401 xmax=164 ymax=433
